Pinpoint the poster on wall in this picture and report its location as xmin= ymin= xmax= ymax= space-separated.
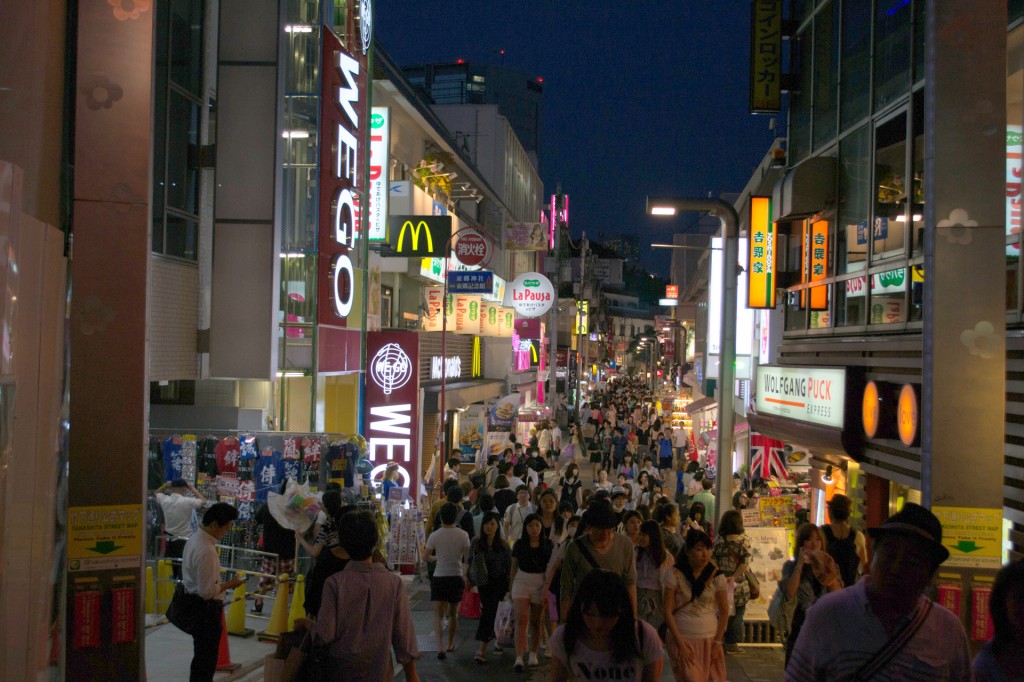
xmin=759 ymin=495 xmax=797 ymax=529
xmin=486 ymin=431 xmax=512 ymax=459
xmin=745 ymin=526 xmax=790 ymax=621
xmin=457 ymin=405 xmax=487 ymax=463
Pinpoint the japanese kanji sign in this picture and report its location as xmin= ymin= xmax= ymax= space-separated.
xmin=448 ymin=270 xmax=494 ymax=294
xmin=747 ymin=196 xmax=776 ymax=308
xmin=750 ymin=0 xmax=782 ymax=114
xmin=803 ymin=219 xmax=829 ymax=310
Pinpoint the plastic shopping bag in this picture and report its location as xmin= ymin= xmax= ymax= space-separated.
xmin=459 ymin=587 xmax=481 ymax=619
xmin=494 ymin=598 xmax=515 ymax=649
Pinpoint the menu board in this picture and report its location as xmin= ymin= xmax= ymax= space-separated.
xmin=745 ymin=526 xmax=790 ymax=621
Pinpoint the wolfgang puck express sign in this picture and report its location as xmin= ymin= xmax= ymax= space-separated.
xmin=508 ymin=272 xmax=554 ymax=318
xmin=755 ymin=365 xmax=847 ymax=429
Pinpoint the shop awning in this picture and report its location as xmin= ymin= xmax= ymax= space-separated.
xmin=747 ymin=412 xmax=863 ymax=459
xmin=684 ymin=397 xmax=717 ymax=414
xmin=423 ymin=380 xmax=505 ymax=413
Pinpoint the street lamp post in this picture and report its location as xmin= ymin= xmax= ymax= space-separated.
xmin=647 ymin=196 xmax=739 ymax=530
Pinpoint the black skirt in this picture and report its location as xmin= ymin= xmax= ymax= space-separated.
xmin=430 ymin=575 xmax=465 ymax=603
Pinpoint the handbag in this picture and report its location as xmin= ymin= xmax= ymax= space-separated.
xmin=282 ymin=631 xmax=331 ymax=682
xmin=767 ymin=583 xmax=797 ymax=642
xmin=494 ymin=598 xmax=515 ymax=648
xmin=469 ymin=550 xmax=489 ymax=587
xmin=459 ymin=588 xmax=482 ymax=619
xmin=746 ymin=569 xmax=761 ymax=601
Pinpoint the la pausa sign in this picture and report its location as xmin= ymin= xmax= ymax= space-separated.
xmin=755 ymin=365 xmax=847 ymax=429
xmin=508 ymin=272 xmax=554 ymax=317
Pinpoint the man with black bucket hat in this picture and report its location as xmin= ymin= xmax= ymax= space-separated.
xmin=786 ymin=503 xmax=971 ymax=681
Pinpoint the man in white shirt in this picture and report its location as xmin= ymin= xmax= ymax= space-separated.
xmin=550 ymin=423 xmax=563 ymax=468
xmin=503 ymin=486 xmax=537 ymax=542
xmin=671 ymin=427 xmax=689 ymax=462
xmin=180 ymin=503 xmax=246 ymax=681
xmin=155 ymin=478 xmax=206 ymax=578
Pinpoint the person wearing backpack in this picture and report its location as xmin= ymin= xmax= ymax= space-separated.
xmin=822 ymin=494 xmax=868 ymax=589
xmin=548 ymin=570 xmax=663 ymax=682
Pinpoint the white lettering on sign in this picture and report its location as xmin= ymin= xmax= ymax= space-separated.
xmin=367 ymin=403 xmax=412 ymax=463
xmin=755 ymin=365 xmax=847 ymax=429
xmin=430 ymin=356 xmax=462 ymax=380
xmin=330 ymin=50 xmax=360 ymax=319
xmin=369 ymin=343 xmax=413 ymax=394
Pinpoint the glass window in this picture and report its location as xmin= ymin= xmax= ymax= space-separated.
xmin=165 ymin=215 xmax=198 ymax=260
xmin=840 ymin=0 xmax=871 ymax=130
xmin=838 ymin=125 xmax=871 ymax=274
xmin=873 ymin=113 xmax=908 ymax=261
xmin=874 ymin=0 xmax=912 ymax=111
xmin=170 ymin=0 xmax=203 ymax=97
xmin=913 ymin=0 xmax=925 ymax=82
xmin=910 ymin=91 xmax=925 ymax=257
xmin=279 ymin=254 xmax=316 ymax=340
xmin=166 ymin=92 xmax=200 ymax=214
xmin=813 ymin=1 xmax=839 ymax=150
xmin=790 ymin=31 xmax=813 ymax=163
xmin=782 ymin=224 xmax=808 ymax=331
xmin=1008 ymin=25 xmax=1024 ymax=310
xmin=868 ymin=267 xmax=909 ymax=324
xmin=837 ymin=277 xmax=866 ymax=326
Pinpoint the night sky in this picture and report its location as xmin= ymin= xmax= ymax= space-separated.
xmin=375 ymin=2 xmax=781 ymax=276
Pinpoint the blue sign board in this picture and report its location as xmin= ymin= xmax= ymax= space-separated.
xmin=448 ymin=270 xmax=494 ymax=294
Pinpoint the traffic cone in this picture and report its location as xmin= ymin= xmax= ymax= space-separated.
xmin=145 ymin=566 xmax=155 ymax=614
xmin=226 ymin=572 xmax=254 ymax=637
xmin=257 ymin=574 xmax=290 ymax=641
xmin=288 ymin=574 xmax=305 ymax=630
xmin=215 ymin=611 xmax=241 ymax=672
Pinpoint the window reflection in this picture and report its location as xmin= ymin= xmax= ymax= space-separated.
xmin=1008 ymin=25 xmax=1024 ymax=311
xmin=838 ymin=125 xmax=870 ymax=276
xmin=874 ymin=113 xmax=908 ymax=261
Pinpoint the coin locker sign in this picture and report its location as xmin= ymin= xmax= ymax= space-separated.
xmin=69 ymin=504 xmax=144 ymax=571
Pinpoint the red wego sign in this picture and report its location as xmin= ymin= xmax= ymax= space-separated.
xmin=363 ymin=331 xmax=421 ymax=496
xmin=318 ymin=28 xmax=367 ymax=327
xmin=454 ymin=230 xmax=489 ymax=267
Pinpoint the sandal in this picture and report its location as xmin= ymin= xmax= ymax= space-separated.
xmin=447 ymin=644 xmax=456 ymax=652
xmin=474 ymin=654 xmax=487 ymax=664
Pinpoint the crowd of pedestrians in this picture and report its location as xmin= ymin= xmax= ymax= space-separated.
xmin=163 ymin=372 xmax=1024 ymax=682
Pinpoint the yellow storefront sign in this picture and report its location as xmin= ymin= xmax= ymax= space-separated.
xmin=69 ymin=504 xmax=144 ymax=571
xmin=759 ymin=495 xmax=796 ymax=529
xmin=932 ymin=506 xmax=1003 ymax=569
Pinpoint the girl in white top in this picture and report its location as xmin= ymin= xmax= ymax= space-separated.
xmin=549 ymin=569 xmax=663 ymax=682
xmin=662 ymin=528 xmax=728 ymax=682
xmin=594 ymin=469 xmax=612 ymax=493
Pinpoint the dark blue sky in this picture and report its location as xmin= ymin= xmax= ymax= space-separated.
xmin=375 ymin=2 xmax=781 ymax=276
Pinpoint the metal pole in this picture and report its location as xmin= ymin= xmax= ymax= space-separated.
xmin=647 ymin=197 xmax=737 ymax=530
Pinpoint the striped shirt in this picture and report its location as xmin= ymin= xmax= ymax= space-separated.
xmin=786 ymin=578 xmax=970 ymax=682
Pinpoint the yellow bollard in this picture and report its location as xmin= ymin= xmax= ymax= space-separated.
xmin=258 ymin=574 xmax=290 ymax=641
xmin=146 ymin=566 xmax=156 ymax=614
xmin=157 ymin=560 xmax=173 ymax=612
xmin=226 ymin=572 xmax=254 ymax=637
xmin=288 ymin=574 xmax=305 ymax=631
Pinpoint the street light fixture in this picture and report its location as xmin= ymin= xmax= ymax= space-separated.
xmin=647 ymin=195 xmax=739 ymax=529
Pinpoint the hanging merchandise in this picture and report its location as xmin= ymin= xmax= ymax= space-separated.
xmin=254 ymin=447 xmax=285 ymax=504
xmin=215 ymin=436 xmax=241 ymax=476
xmin=750 ymin=433 xmax=789 ymax=482
xmin=236 ymin=480 xmax=256 ymax=521
xmin=180 ymin=435 xmax=198 ymax=484
xmin=162 ymin=434 xmax=184 ymax=482
xmin=282 ymin=436 xmax=300 ymax=460
xmin=196 ymin=436 xmax=220 ymax=478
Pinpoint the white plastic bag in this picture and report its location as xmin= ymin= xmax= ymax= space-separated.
xmin=494 ymin=598 xmax=515 ymax=648
xmin=267 ymin=479 xmax=321 ymax=534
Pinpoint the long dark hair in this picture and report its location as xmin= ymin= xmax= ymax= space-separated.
xmin=673 ymin=528 xmax=717 ymax=598
xmin=474 ymin=511 xmax=508 ymax=552
xmin=638 ymin=520 xmax=666 ymax=567
xmin=990 ymin=558 xmax=1024 ymax=653
xmin=562 ymin=570 xmax=641 ymax=664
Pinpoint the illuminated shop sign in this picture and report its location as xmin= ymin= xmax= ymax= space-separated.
xmin=747 ymin=196 xmax=776 ymax=308
xmin=318 ymin=28 xmax=366 ymax=326
xmin=364 ymin=331 xmax=420 ymax=495
xmin=386 ymin=216 xmax=452 ymax=257
xmin=806 ymin=220 xmax=829 ymax=310
xmin=755 ymin=365 xmax=846 ymax=429
xmin=368 ymin=107 xmax=389 ymax=241
xmin=665 ymin=285 xmax=679 ymax=298
xmin=750 ymin=0 xmax=782 ymax=114
xmin=708 ymin=237 xmax=754 ymax=356
xmin=430 ymin=356 xmax=462 ymax=380
xmin=549 ymin=194 xmax=569 ymax=249
xmin=507 ymin=272 xmax=554 ymax=317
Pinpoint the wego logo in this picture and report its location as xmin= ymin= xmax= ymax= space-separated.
xmin=396 ymin=220 xmax=433 ymax=253
xmin=369 ymin=343 xmax=412 ymax=394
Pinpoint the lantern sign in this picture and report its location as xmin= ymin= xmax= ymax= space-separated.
xmin=453 ymin=230 xmax=489 ymax=268
xmin=507 ymin=272 xmax=554 ymax=318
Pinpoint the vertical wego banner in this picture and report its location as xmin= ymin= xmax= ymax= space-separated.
xmin=318 ymin=27 xmax=367 ymax=327
xmin=364 ymin=331 xmax=421 ymax=494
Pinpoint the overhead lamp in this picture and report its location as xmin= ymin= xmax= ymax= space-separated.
xmin=649 ymin=206 xmax=677 ymax=216
xmin=282 ymin=130 xmax=310 ymax=139
xmin=284 ymin=24 xmax=314 ymax=33
xmin=822 ymin=465 xmax=835 ymax=485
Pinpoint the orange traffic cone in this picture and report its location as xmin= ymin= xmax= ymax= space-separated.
xmin=215 ymin=611 xmax=241 ymax=672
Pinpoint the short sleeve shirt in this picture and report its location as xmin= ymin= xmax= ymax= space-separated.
xmin=663 ymin=568 xmax=727 ymax=639
xmin=512 ymin=537 xmax=553 ymax=574
xmin=425 ymin=527 xmax=470 ymax=578
xmin=549 ymin=620 xmax=663 ymax=681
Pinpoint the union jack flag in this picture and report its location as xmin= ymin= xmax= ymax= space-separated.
xmin=750 ymin=433 xmax=789 ymax=481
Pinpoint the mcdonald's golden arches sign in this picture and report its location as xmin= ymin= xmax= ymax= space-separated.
xmin=386 ymin=215 xmax=452 ymax=257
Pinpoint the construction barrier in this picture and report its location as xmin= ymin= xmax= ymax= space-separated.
xmin=215 ymin=611 xmax=240 ymax=672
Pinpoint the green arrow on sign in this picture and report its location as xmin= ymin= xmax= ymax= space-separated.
xmin=951 ymin=540 xmax=984 ymax=554
xmin=86 ymin=541 xmax=124 ymax=555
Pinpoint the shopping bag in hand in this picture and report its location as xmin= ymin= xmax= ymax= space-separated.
xmin=458 ymin=588 xmax=481 ymax=619
xmin=494 ymin=598 xmax=515 ymax=649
